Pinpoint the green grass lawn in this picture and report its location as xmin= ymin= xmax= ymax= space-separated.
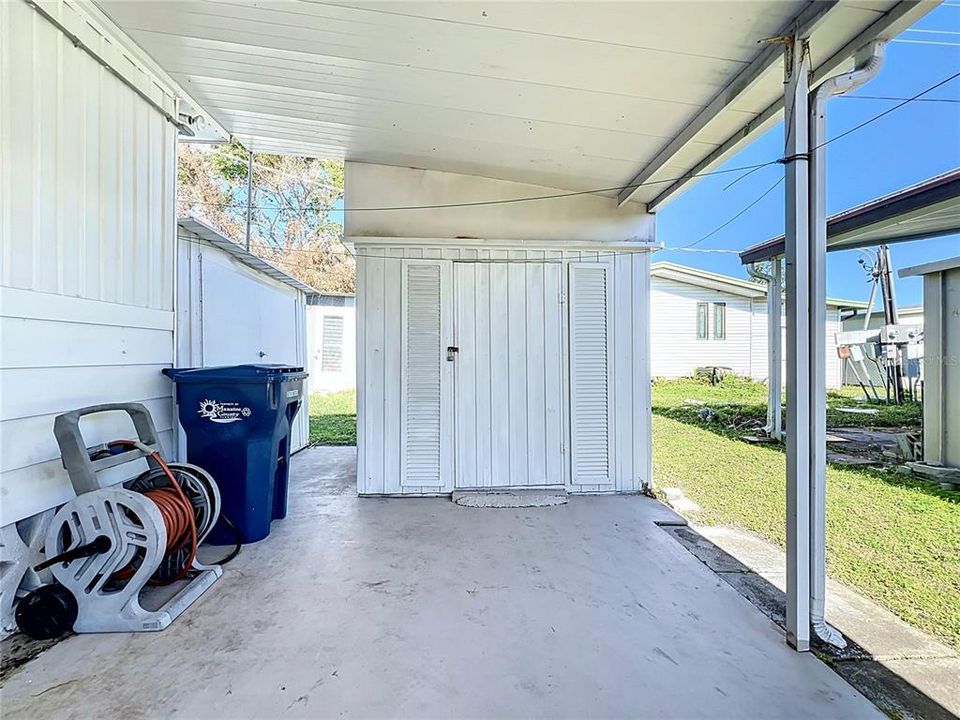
xmin=652 ymin=377 xmax=959 ymax=652
xmin=309 ymin=390 xmax=357 ymax=445
xmin=652 ymin=375 xmax=921 ymax=434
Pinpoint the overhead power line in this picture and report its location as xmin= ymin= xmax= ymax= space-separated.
xmin=675 ymin=177 xmax=785 ymax=252
xmin=839 ymin=94 xmax=960 ymax=104
xmin=904 ymin=28 xmax=960 ymax=36
xmin=811 ymin=69 xmax=960 ymax=151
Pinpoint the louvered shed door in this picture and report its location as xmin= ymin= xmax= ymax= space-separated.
xmin=569 ymin=263 xmax=614 ymax=486
xmin=400 ymin=259 xmax=453 ymax=489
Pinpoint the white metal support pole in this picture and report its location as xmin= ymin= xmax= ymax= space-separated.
xmin=770 ymin=258 xmax=783 ymax=440
xmin=245 ymin=148 xmax=254 ymax=251
xmin=748 ymin=259 xmax=784 ymax=440
xmin=783 ymin=36 xmax=811 ymax=653
xmin=808 ymin=40 xmax=884 ymax=649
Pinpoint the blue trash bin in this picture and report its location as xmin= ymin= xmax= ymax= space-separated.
xmin=163 ymin=364 xmax=307 ymax=544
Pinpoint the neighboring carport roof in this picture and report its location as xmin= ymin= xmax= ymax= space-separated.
xmin=740 ymin=168 xmax=960 ymax=264
xmin=98 ymin=1 xmax=931 ymax=209
xmin=651 ymin=261 xmax=868 ymax=307
xmin=178 ymin=217 xmax=320 ymax=296
xmin=899 ymin=254 xmax=960 ymax=278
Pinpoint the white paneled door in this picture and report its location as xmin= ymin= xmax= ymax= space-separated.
xmin=453 ymin=261 xmax=565 ymax=489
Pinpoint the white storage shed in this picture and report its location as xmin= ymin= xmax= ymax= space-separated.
xmin=347 ymin=163 xmax=655 ymax=496
xmin=307 ymin=294 xmax=357 ymax=395
xmin=900 ymin=256 xmax=960 ymax=470
xmin=176 ymin=218 xmax=316 ymax=452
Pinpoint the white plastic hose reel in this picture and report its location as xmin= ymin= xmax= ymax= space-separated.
xmin=0 ymin=510 xmax=55 ymax=633
xmin=44 ymin=487 xmax=222 ymax=633
xmin=42 ymin=403 xmax=223 ymax=634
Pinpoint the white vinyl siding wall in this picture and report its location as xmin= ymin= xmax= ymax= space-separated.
xmin=650 ymin=278 xmax=754 ymax=378
xmin=356 ymin=245 xmax=651 ymax=495
xmin=176 ymin=228 xmax=311 ymax=452
xmin=651 ymin=278 xmax=844 ymax=387
xmin=0 ymin=0 xmax=179 ymax=526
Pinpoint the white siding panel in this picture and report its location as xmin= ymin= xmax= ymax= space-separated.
xmin=1 ymin=0 xmax=177 ymax=309
xmin=653 ymin=282 xmax=846 ymax=389
xmin=176 ymin=230 xmax=311 ymax=451
xmin=0 ymin=0 xmax=178 ymax=526
xmin=365 ymin=250 xmax=386 ymax=491
xmin=650 ymin=277 xmax=753 ymax=378
xmin=750 ymin=299 xmax=769 ymax=381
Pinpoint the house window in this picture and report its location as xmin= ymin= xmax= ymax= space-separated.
xmin=714 ymin=302 xmax=726 ymax=340
xmin=321 ymin=315 xmax=344 ymax=372
xmin=696 ymin=303 xmax=708 ymax=340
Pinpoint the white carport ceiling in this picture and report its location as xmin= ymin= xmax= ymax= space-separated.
xmin=97 ymin=1 xmax=935 ymax=207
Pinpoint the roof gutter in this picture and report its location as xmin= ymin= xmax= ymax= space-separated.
xmin=808 ymin=40 xmax=885 ymax=650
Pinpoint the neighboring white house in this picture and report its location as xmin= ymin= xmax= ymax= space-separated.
xmin=307 ymin=294 xmax=357 ymax=395
xmin=840 ymin=304 xmax=923 ymax=387
xmin=176 ymin=218 xmax=316 ymax=452
xmin=650 ymin=262 xmax=864 ymax=388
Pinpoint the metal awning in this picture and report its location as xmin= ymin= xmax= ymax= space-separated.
xmin=899 ymin=254 xmax=960 ymax=278
xmin=178 ymin=217 xmax=320 ymax=295
xmin=740 ymin=167 xmax=960 ymax=264
xmin=96 ymin=1 xmax=931 ymax=210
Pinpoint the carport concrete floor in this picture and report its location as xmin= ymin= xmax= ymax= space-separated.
xmin=1 ymin=447 xmax=880 ymax=719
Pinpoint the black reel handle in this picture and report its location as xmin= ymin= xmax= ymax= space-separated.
xmin=34 ymin=535 xmax=112 ymax=572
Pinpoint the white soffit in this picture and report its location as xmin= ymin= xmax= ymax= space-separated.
xmin=97 ymin=1 xmax=936 ymax=207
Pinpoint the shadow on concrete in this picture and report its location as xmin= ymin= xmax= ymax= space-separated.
xmin=662 ymin=523 xmax=959 ymax=720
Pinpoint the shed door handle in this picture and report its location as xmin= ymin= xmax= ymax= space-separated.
xmin=446 ymin=346 xmax=459 ymax=361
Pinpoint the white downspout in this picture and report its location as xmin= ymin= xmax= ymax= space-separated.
xmin=808 ymin=40 xmax=885 ymax=649
xmin=747 ymin=260 xmax=783 ymax=440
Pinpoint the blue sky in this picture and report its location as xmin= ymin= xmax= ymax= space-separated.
xmin=657 ymin=4 xmax=960 ymax=307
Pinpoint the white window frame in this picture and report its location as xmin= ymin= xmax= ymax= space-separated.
xmin=713 ymin=302 xmax=727 ymax=340
xmin=696 ymin=302 xmax=709 ymax=340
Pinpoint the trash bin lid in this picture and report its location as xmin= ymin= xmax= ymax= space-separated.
xmin=163 ymin=364 xmax=307 ymax=384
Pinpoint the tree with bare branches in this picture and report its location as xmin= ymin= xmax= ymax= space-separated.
xmin=177 ymin=141 xmax=353 ymax=293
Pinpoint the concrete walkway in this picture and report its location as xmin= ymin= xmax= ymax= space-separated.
xmin=665 ymin=522 xmax=959 ymax=720
xmin=1 ymin=447 xmax=880 ymax=719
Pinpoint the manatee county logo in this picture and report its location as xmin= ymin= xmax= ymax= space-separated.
xmin=198 ymin=399 xmax=251 ymax=423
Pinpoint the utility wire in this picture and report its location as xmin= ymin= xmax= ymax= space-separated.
xmin=838 ymin=95 xmax=960 ymax=103
xmin=905 ymin=28 xmax=960 ymax=35
xmin=812 ymin=69 xmax=960 ymax=151
xmin=184 ymin=160 xmax=779 ymax=213
xmin=672 ymin=177 xmax=785 ymax=252
xmin=892 ymin=38 xmax=960 ymax=47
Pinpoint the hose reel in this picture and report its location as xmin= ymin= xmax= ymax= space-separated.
xmin=17 ymin=404 xmax=224 ymax=635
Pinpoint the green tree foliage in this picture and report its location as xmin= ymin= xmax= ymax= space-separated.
xmin=177 ymin=140 xmax=354 ymax=293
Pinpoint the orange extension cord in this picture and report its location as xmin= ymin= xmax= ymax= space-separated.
xmin=111 ymin=441 xmax=198 ymax=584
